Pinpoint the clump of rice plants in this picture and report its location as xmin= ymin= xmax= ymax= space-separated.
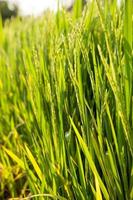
xmin=0 ymin=0 xmax=132 ymax=199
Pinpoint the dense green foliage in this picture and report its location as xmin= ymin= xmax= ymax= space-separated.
xmin=0 ymin=0 xmax=132 ymax=199
xmin=0 ymin=1 xmax=18 ymax=21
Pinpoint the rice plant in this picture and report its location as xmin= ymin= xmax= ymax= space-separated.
xmin=0 ymin=0 xmax=132 ymax=199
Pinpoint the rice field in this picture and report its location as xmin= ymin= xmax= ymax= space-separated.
xmin=0 ymin=0 xmax=133 ymax=199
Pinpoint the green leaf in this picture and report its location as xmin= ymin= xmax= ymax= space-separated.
xmin=70 ymin=117 xmax=109 ymax=200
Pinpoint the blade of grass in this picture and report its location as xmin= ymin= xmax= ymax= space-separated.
xmin=69 ymin=117 xmax=109 ymax=200
xmin=24 ymin=144 xmax=44 ymax=182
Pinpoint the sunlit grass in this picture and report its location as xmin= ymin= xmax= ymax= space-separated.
xmin=0 ymin=0 xmax=132 ymax=199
